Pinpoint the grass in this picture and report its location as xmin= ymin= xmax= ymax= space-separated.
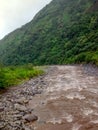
xmin=0 ymin=64 xmax=44 ymax=89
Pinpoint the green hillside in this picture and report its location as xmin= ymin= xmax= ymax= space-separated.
xmin=0 ymin=0 xmax=98 ymax=65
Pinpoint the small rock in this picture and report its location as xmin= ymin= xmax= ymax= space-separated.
xmin=0 ymin=107 xmax=4 ymax=112
xmin=15 ymin=97 xmax=28 ymax=105
xmin=19 ymin=108 xmax=33 ymax=116
xmin=14 ymin=104 xmax=27 ymax=112
xmin=22 ymin=124 xmax=32 ymax=130
xmin=0 ymin=121 xmax=6 ymax=129
xmin=23 ymin=114 xmax=38 ymax=122
xmin=14 ymin=114 xmax=22 ymax=120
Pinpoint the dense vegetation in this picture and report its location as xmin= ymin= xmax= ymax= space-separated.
xmin=0 ymin=65 xmax=43 ymax=89
xmin=0 ymin=0 xmax=98 ymax=65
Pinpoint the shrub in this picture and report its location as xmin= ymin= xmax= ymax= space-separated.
xmin=0 ymin=65 xmax=44 ymax=89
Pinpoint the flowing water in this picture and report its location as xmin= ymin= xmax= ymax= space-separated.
xmin=27 ymin=66 xmax=98 ymax=130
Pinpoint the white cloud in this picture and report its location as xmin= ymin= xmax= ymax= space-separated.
xmin=0 ymin=0 xmax=52 ymax=39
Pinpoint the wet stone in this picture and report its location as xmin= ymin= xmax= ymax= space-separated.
xmin=22 ymin=125 xmax=33 ymax=130
xmin=15 ymin=97 xmax=29 ymax=105
xmin=13 ymin=114 xmax=22 ymax=120
xmin=14 ymin=104 xmax=27 ymax=112
xmin=0 ymin=107 xmax=4 ymax=112
xmin=23 ymin=114 xmax=38 ymax=122
xmin=20 ymin=109 xmax=33 ymax=116
xmin=0 ymin=121 xmax=6 ymax=129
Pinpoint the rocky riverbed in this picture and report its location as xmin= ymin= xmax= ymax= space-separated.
xmin=0 ymin=73 xmax=47 ymax=130
xmin=0 ymin=65 xmax=98 ymax=130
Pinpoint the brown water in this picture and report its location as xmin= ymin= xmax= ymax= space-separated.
xmin=26 ymin=66 xmax=98 ymax=130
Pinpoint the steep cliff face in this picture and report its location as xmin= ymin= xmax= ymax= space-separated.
xmin=0 ymin=0 xmax=98 ymax=65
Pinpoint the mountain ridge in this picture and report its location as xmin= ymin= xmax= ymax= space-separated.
xmin=0 ymin=0 xmax=98 ymax=65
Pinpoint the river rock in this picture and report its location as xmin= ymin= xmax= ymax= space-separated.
xmin=0 ymin=121 xmax=6 ymax=129
xmin=14 ymin=104 xmax=27 ymax=112
xmin=23 ymin=114 xmax=38 ymax=122
xmin=0 ymin=107 xmax=4 ymax=112
xmin=15 ymin=97 xmax=28 ymax=105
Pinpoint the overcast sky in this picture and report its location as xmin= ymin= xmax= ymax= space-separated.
xmin=0 ymin=0 xmax=52 ymax=39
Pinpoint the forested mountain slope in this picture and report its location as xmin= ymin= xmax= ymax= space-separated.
xmin=0 ymin=0 xmax=98 ymax=65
